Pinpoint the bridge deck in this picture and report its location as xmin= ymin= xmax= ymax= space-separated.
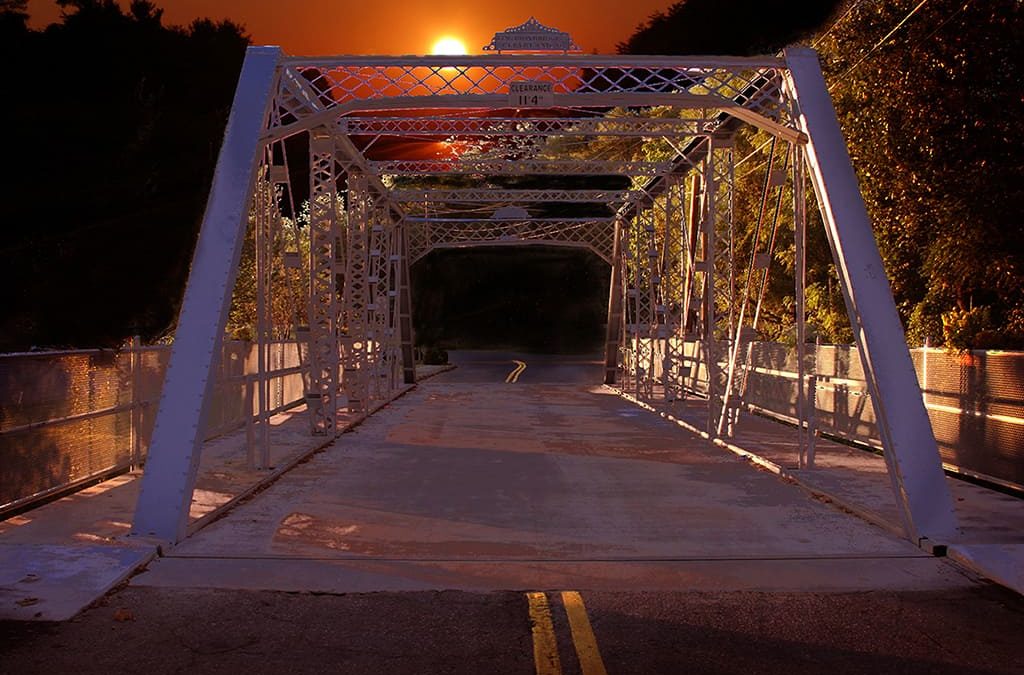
xmin=2 ymin=352 xmax=1021 ymax=624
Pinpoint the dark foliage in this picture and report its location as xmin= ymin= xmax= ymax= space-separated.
xmin=618 ymin=0 xmax=843 ymax=55
xmin=818 ymin=0 xmax=1024 ymax=348
xmin=0 ymin=0 xmax=248 ymax=350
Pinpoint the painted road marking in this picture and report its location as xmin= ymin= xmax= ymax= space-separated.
xmin=527 ymin=592 xmax=562 ymax=675
xmin=505 ymin=360 xmax=527 ymax=383
xmin=562 ymin=591 xmax=608 ymax=675
xmin=526 ymin=591 xmax=607 ymax=675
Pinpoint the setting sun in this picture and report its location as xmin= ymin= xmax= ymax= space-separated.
xmin=431 ymin=36 xmax=469 ymax=55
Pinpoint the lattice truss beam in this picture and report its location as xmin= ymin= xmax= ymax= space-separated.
xmin=262 ymin=54 xmax=800 ymax=268
xmin=270 ymin=55 xmax=789 ymax=137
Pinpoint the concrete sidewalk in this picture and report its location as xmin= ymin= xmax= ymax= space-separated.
xmin=618 ymin=389 xmax=1024 ymax=595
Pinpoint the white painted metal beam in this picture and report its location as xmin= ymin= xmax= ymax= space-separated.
xmin=131 ymin=46 xmax=282 ymax=544
xmin=371 ymin=159 xmax=671 ymax=176
xmin=390 ymin=188 xmax=638 ymax=203
xmin=341 ymin=117 xmax=714 ymax=138
xmin=282 ymin=54 xmax=784 ymax=68
xmin=783 ymin=48 xmax=958 ymax=543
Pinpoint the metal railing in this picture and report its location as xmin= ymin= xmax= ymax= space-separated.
xmin=0 ymin=340 xmax=306 ymax=515
xmin=630 ymin=339 xmax=1024 ymax=493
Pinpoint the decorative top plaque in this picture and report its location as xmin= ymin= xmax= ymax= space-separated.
xmin=482 ymin=17 xmax=581 ymax=54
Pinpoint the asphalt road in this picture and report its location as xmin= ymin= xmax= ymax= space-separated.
xmin=2 ymin=586 xmax=1023 ymax=674
xmin=2 ymin=351 xmax=1023 ymax=674
xmin=438 ymin=350 xmax=605 ymax=384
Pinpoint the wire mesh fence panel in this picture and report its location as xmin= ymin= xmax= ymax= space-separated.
xmin=913 ymin=349 xmax=1024 ymax=489
xmin=0 ymin=351 xmax=135 ymax=509
xmin=0 ymin=341 xmax=308 ymax=514
xmin=134 ymin=347 xmax=171 ymax=462
xmin=811 ymin=344 xmax=878 ymax=445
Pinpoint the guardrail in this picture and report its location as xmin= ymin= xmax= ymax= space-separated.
xmin=0 ymin=340 xmax=306 ymax=515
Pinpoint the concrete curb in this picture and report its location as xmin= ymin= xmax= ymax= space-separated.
xmin=0 ymin=543 xmax=159 ymax=622
xmin=415 ymin=364 xmax=457 ymax=382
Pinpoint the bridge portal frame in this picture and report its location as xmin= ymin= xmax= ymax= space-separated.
xmin=131 ymin=46 xmax=958 ymax=550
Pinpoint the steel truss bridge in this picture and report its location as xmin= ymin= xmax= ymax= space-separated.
xmin=131 ymin=46 xmax=959 ymax=552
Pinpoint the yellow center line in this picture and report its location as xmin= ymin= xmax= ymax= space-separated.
xmin=527 ymin=592 xmax=562 ymax=675
xmin=505 ymin=360 xmax=527 ymax=383
xmin=562 ymin=591 xmax=608 ymax=675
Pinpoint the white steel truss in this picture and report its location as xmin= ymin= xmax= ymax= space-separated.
xmin=369 ymin=159 xmax=674 ymax=176
xmin=339 ymin=116 xmax=719 ymax=138
xmin=407 ymin=217 xmax=616 ymax=263
xmin=306 ymin=130 xmax=342 ymax=433
xmin=132 ymin=45 xmax=958 ymax=555
xmin=391 ymin=188 xmax=640 ymax=204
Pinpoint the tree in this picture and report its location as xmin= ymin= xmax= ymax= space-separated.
xmin=818 ymin=0 xmax=1024 ymax=348
xmin=0 ymin=1 xmax=250 ymax=350
xmin=618 ymin=0 xmax=843 ymax=55
xmin=0 ymin=0 xmax=29 ymax=33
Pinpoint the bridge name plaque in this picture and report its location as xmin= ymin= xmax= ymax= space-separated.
xmin=483 ymin=17 xmax=581 ymax=54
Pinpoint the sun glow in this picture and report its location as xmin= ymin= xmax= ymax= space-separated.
xmin=431 ymin=36 xmax=468 ymax=55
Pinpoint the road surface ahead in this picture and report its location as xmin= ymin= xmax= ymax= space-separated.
xmin=3 ymin=351 xmax=1023 ymax=674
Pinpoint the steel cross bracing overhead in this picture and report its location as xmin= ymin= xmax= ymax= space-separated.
xmin=369 ymin=159 xmax=676 ymax=176
xmin=390 ymin=188 xmax=641 ymax=203
xmin=406 ymin=217 xmax=617 ymax=263
xmin=132 ymin=45 xmax=959 ymax=556
xmin=339 ymin=117 xmax=718 ymax=137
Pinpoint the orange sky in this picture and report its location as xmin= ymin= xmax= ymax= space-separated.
xmin=26 ymin=0 xmax=674 ymax=55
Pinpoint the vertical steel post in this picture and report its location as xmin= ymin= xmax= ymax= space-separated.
xmin=245 ymin=374 xmax=255 ymax=469
xmin=343 ymin=174 xmax=370 ymax=412
xmin=642 ymin=204 xmax=658 ymax=400
xmin=131 ymin=47 xmax=281 ymax=544
xmin=129 ymin=335 xmax=142 ymax=469
xmin=255 ymin=173 xmax=271 ymax=469
xmin=307 ymin=129 xmax=341 ymax=434
xmin=680 ymin=175 xmax=701 ymax=394
xmin=702 ymin=145 xmax=718 ymax=436
xmin=661 ymin=178 xmax=681 ymax=401
xmin=397 ymin=219 xmax=417 ymax=385
xmin=604 ymin=217 xmax=624 ymax=385
xmin=922 ymin=337 xmax=929 ymax=407
xmin=794 ymin=144 xmax=808 ymax=468
xmin=808 ymin=336 xmax=819 ymax=465
xmin=783 ymin=48 xmax=958 ymax=542
xmin=627 ymin=214 xmax=639 ymax=397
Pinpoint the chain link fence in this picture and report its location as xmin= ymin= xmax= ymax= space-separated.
xmin=0 ymin=341 xmax=305 ymax=515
